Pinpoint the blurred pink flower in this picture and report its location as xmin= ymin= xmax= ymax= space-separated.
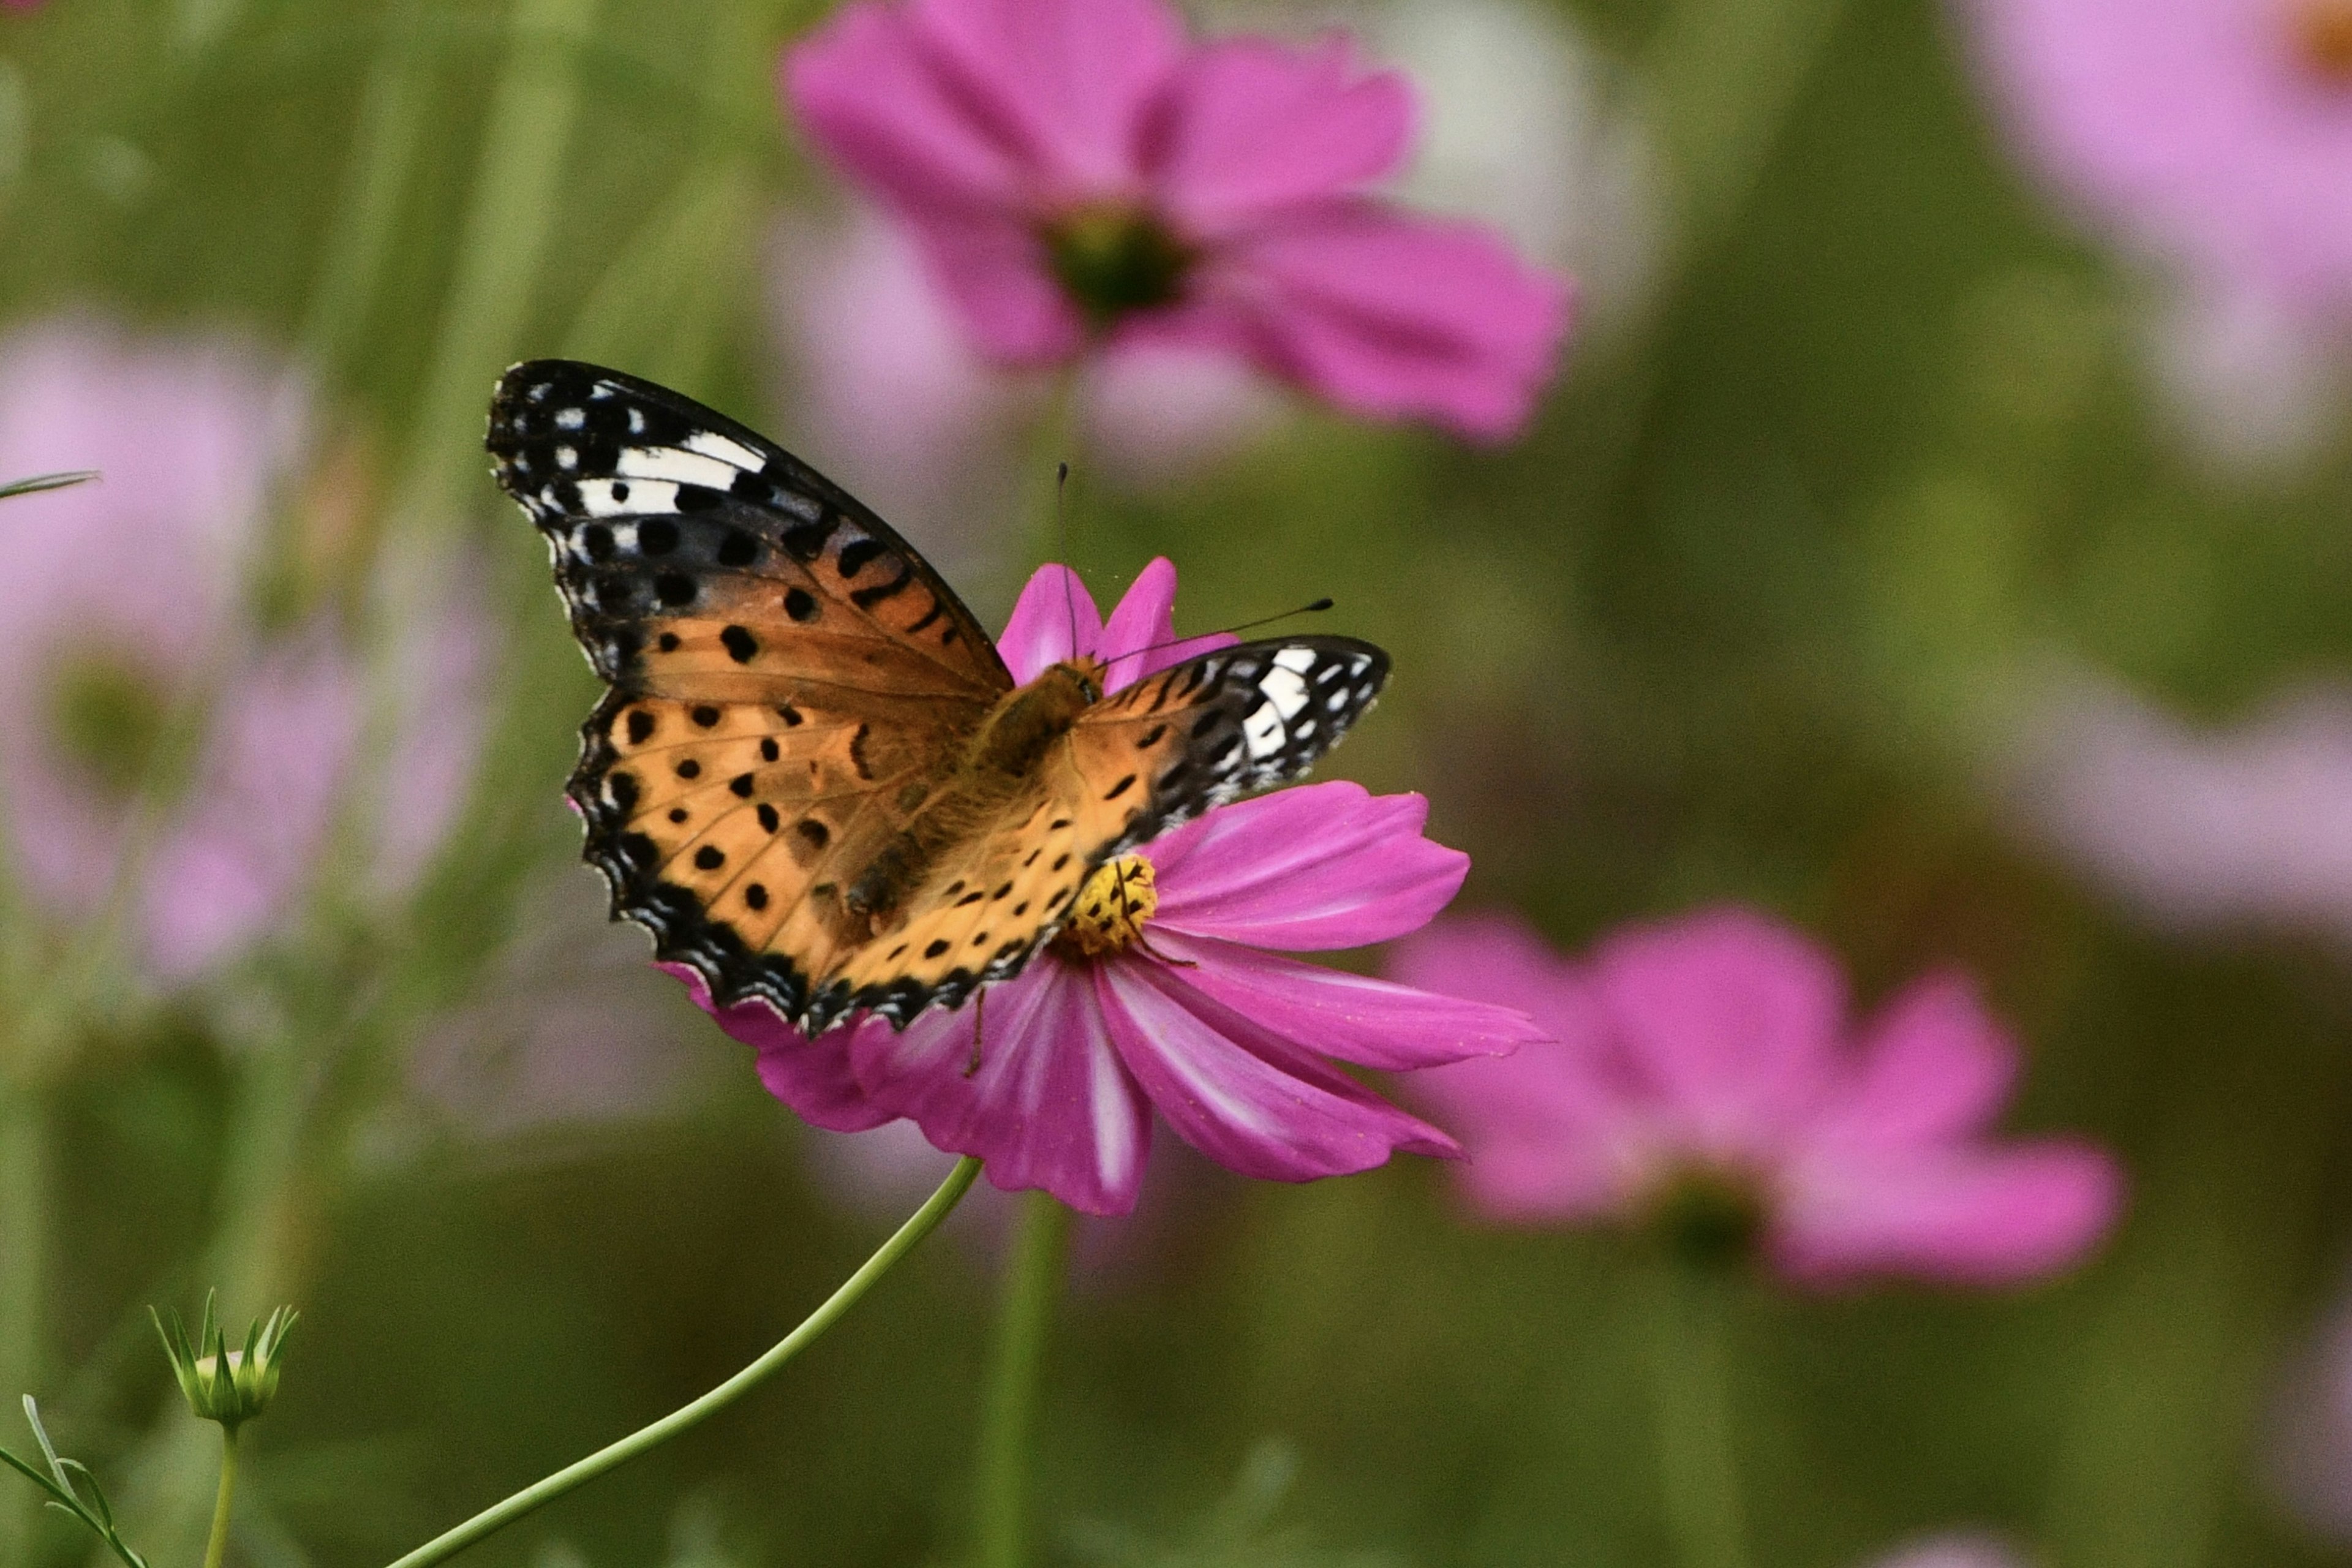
xmin=1389 ymin=907 xmax=2123 ymax=1287
xmin=679 ymin=558 xmax=1542 ymax=1215
xmin=0 ymin=320 xmax=350 ymax=981
xmin=0 ymin=320 xmax=489 ymax=983
xmin=2266 ymin=1272 xmax=2352 ymax=1538
xmin=1862 ymin=1536 xmax=2031 ymax=1568
xmin=2006 ymin=672 xmax=2352 ymax=944
xmin=1957 ymin=0 xmax=2352 ymax=318
xmin=768 ymin=207 xmax=1288 ymax=527
xmin=783 ymin=0 xmax=1573 ymax=442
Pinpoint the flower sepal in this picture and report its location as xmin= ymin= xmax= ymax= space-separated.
xmin=151 ymin=1292 xmax=297 ymax=1433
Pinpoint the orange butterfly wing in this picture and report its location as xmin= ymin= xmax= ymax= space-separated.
xmin=829 ymin=639 xmax=1390 ymax=1026
xmin=489 ymin=360 xmax=1008 ymax=1025
xmin=491 ymin=361 xmax=1395 ymax=1035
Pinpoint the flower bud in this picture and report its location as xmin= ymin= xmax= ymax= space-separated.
xmin=151 ymin=1292 xmax=297 ymax=1433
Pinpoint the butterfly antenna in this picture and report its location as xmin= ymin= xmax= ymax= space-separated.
xmin=1055 ymin=461 xmax=1077 ymax=656
xmin=1101 ymin=597 xmax=1336 ymax=670
xmin=0 ymin=470 xmax=98 ymax=502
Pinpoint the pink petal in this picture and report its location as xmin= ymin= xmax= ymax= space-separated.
xmin=1774 ymin=1140 xmax=2125 ymax=1287
xmin=1590 ymin=906 xmax=1845 ymax=1160
xmin=1147 ymin=36 xmax=1415 ymax=234
xmin=1387 ymin=913 xmax=1640 ymax=1223
xmin=996 ymin=562 xmax=1102 ymax=682
xmin=1812 ymin=974 xmax=2021 ymax=1152
xmin=1182 ymin=202 xmax=1572 ymax=441
xmin=1145 ymin=782 xmax=1467 ymax=951
xmin=1099 ymin=957 xmax=1457 ymax=1182
xmin=665 ymin=963 xmax=897 ymax=1133
xmin=848 ymin=962 xmax=1155 ymax=1216
xmin=784 ymin=3 xmax=1032 ymax=222
xmin=907 ymin=212 xmax=1091 ymax=363
xmin=908 ymin=0 xmax=1185 ymax=197
xmin=1156 ymin=930 xmax=1541 ymax=1069
xmin=1094 ymin=555 xmax=1240 ymax=687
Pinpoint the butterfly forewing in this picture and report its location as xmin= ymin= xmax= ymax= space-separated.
xmin=491 ymin=360 xmax=1395 ymax=1036
xmin=488 ymin=359 xmax=1008 ymax=695
xmin=491 ymin=360 xmax=1010 ymax=1023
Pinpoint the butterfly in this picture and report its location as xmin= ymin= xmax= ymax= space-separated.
xmin=486 ymin=361 xmax=1390 ymax=1035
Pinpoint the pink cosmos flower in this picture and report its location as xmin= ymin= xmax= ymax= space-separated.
xmin=1389 ymin=907 xmax=2123 ymax=1287
xmin=678 ymin=558 xmax=1544 ymax=1216
xmin=1957 ymin=0 xmax=2352 ymax=320
xmin=767 ymin=208 xmax=1280 ymax=527
xmin=783 ymin=0 xmax=1574 ymax=442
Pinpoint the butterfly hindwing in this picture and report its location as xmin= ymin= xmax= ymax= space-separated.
xmin=830 ymin=636 xmax=1392 ymax=1026
xmin=1076 ymin=636 xmax=1392 ymax=847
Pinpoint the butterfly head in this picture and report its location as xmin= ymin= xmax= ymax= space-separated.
xmin=1055 ymin=655 xmax=1107 ymax=704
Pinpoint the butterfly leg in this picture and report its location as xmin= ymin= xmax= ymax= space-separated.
xmin=1134 ymin=934 xmax=1199 ymax=969
xmin=965 ymin=986 xmax=986 ymax=1077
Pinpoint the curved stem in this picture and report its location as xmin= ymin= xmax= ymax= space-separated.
xmin=1646 ymin=1262 xmax=1749 ymax=1568
xmin=974 ymin=1191 xmax=1072 ymax=1568
xmin=382 ymin=1155 xmax=982 ymax=1568
xmin=201 ymin=1427 xmax=238 ymax=1568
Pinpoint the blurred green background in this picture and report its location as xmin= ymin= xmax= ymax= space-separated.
xmin=4 ymin=1 xmax=2352 ymax=1566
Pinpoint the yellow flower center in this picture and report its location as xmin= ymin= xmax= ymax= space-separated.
xmin=1053 ymin=855 xmax=1158 ymax=959
xmin=2292 ymin=0 xmax=2352 ymax=85
xmin=1041 ymin=203 xmax=1193 ymax=326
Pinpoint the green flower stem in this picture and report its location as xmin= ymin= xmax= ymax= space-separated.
xmin=390 ymin=0 xmax=595 ymax=548
xmin=1646 ymin=1261 xmax=1750 ymax=1568
xmin=974 ymin=1191 xmax=1072 ymax=1568
xmin=0 ymin=1090 xmax=46 ymax=1564
xmin=383 ymin=1155 xmax=982 ymax=1568
xmin=201 ymin=1428 xmax=238 ymax=1568
xmin=1022 ymin=372 xmax=1083 ymax=570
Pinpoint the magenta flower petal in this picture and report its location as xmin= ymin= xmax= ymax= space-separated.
xmin=784 ymin=2 xmax=1033 ymax=221
xmin=849 ymin=961 xmax=1155 ymax=1214
xmin=1155 ymin=930 xmax=1539 ymax=1070
xmin=1150 ymin=37 xmax=1416 ymax=235
xmin=995 ymin=561 xmax=1102 ymax=680
xmin=913 ymin=214 xmax=1091 ymax=363
xmin=1817 ymin=974 xmax=2019 ymax=1152
xmin=1098 ymin=959 xmax=1458 ymax=1182
xmin=669 ymin=963 xmax=895 ymax=1133
xmin=1774 ymin=1140 xmax=2125 ymax=1287
xmin=1145 ymin=782 xmax=1467 ymax=949
xmin=1191 ymin=204 xmax=1574 ymax=440
xmin=1591 ymin=907 xmax=1844 ymax=1156
xmin=910 ymin=0 xmax=1182 ymax=194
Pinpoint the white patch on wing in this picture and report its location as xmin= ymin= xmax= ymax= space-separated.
xmin=1272 ymin=647 xmax=1318 ymax=674
xmin=1243 ymin=703 xmax=1286 ymax=758
xmin=577 ymin=478 xmax=678 ymax=516
xmin=614 ymin=446 xmax=739 ymax=488
xmin=1260 ymin=666 xmax=1309 ymax=720
xmin=683 ymin=431 xmax=767 ymax=470
xmin=554 ymin=407 xmax=584 ymax=430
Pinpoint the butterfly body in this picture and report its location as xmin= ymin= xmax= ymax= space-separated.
xmin=488 ymin=361 xmax=1391 ymax=1035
